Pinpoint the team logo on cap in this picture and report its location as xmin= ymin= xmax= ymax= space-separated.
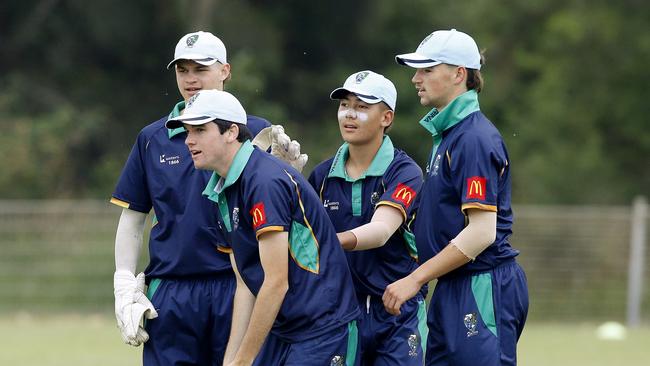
xmin=250 ymin=202 xmax=267 ymax=229
xmin=355 ymin=71 xmax=370 ymax=84
xmin=187 ymin=92 xmax=200 ymax=108
xmin=466 ymin=176 xmax=487 ymax=200
xmin=419 ymin=32 xmax=434 ymax=48
xmin=186 ymin=34 xmax=199 ymax=47
xmin=391 ymin=183 xmax=416 ymax=208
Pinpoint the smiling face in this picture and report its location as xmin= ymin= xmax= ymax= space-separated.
xmin=337 ymin=94 xmax=393 ymax=146
xmin=411 ymin=64 xmax=466 ymax=110
xmin=175 ymin=59 xmax=230 ymax=102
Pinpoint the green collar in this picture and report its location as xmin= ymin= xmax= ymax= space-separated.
xmin=419 ymin=90 xmax=480 ymax=137
xmin=167 ymin=101 xmax=186 ymax=139
xmin=202 ymin=140 xmax=255 ymax=199
xmin=328 ymin=135 xmax=395 ymax=181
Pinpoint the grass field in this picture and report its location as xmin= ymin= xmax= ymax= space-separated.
xmin=1 ymin=313 xmax=648 ymax=365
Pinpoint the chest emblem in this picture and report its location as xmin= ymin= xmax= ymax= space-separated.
xmin=323 ymin=199 xmax=339 ymax=211
xmin=370 ymin=191 xmax=380 ymax=205
xmin=158 ymin=154 xmax=181 ymax=165
xmin=232 ymin=207 xmax=240 ymax=231
xmin=431 ymin=154 xmax=441 ymax=176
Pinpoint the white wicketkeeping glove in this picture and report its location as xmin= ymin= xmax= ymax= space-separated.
xmin=252 ymin=125 xmax=308 ymax=172
xmin=114 ymin=270 xmax=158 ymax=346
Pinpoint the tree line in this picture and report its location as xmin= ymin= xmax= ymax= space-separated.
xmin=1 ymin=0 xmax=648 ymax=204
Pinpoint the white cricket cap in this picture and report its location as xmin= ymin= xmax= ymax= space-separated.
xmin=395 ymin=29 xmax=481 ymax=70
xmin=166 ymin=90 xmax=247 ymax=129
xmin=167 ymin=31 xmax=227 ymax=69
xmin=330 ymin=70 xmax=397 ymax=110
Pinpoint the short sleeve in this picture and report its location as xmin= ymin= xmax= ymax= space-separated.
xmin=110 ymin=132 xmax=152 ymax=213
xmin=245 ymin=171 xmax=294 ymax=239
xmin=377 ymin=155 xmax=423 ymax=220
xmin=449 ymin=132 xmax=503 ymax=212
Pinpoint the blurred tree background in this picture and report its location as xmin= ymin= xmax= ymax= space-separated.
xmin=1 ymin=0 xmax=648 ymax=203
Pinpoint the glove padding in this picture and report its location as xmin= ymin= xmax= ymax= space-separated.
xmin=252 ymin=125 xmax=308 ymax=172
xmin=114 ymin=270 xmax=158 ymax=346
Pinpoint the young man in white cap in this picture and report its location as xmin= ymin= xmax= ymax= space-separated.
xmin=382 ymin=29 xmax=529 ymax=366
xmin=110 ymin=31 xmax=305 ymax=365
xmin=166 ymin=89 xmax=360 ymax=366
xmin=308 ymin=70 xmax=426 ymax=365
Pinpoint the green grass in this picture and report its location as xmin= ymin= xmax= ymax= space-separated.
xmin=0 ymin=314 xmax=648 ymax=365
xmin=518 ymin=322 xmax=650 ymax=365
xmin=0 ymin=313 xmax=140 ymax=366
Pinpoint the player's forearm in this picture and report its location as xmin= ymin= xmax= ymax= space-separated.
xmin=114 ymin=208 xmax=146 ymax=272
xmin=409 ymin=244 xmax=471 ymax=286
xmin=234 ymin=280 xmax=288 ymax=364
xmin=341 ymin=205 xmax=404 ymax=251
xmin=224 ymin=281 xmax=256 ymax=364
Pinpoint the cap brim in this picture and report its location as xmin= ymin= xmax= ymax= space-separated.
xmin=330 ymin=88 xmax=382 ymax=104
xmin=165 ymin=114 xmax=216 ymax=129
xmin=395 ymin=53 xmax=443 ymax=68
xmin=166 ymin=54 xmax=220 ymax=69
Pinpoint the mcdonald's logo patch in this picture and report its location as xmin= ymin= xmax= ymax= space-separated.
xmin=250 ymin=202 xmax=267 ymax=229
xmin=391 ymin=183 xmax=416 ymax=208
xmin=466 ymin=176 xmax=486 ymax=200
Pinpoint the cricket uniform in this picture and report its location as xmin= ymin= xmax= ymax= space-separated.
xmin=204 ymin=141 xmax=361 ymax=366
xmin=110 ymin=101 xmax=270 ymax=366
xmin=414 ymin=90 xmax=529 ymax=366
xmin=309 ymin=136 xmax=428 ymax=365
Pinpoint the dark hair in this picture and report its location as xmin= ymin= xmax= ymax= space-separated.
xmin=213 ymin=119 xmax=252 ymax=142
xmin=466 ymin=50 xmax=486 ymax=93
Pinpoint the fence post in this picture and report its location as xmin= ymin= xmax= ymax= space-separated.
xmin=627 ymin=196 xmax=647 ymax=328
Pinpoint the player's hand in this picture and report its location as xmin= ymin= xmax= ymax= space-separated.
xmin=252 ymin=125 xmax=308 ymax=172
xmin=382 ymin=275 xmax=421 ymax=316
xmin=114 ymin=270 xmax=158 ymax=347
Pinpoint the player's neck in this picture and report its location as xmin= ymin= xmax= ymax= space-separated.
xmin=345 ymin=137 xmax=383 ymax=179
xmin=214 ymin=142 xmax=242 ymax=178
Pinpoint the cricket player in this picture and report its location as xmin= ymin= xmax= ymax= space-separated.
xmin=308 ymin=70 xmax=427 ymax=365
xmin=165 ymin=89 xmax=361 ymax=366
xmin=110 ymin=31 xmax=305 ymax=365
xmin=382 ymin=29 xmax=529 ymax=366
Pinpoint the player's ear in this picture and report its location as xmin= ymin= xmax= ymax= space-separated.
xmin=227 ymin=123 xmax=239 ymax=142
xmin=453 ymin=66 xmax=467 ymax=85
xmin=219 ymin=63 xmax=232 ymax=84
xmin=380 ymin=108 xmax=394 ymax=128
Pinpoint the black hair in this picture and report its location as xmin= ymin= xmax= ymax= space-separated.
xmin=213 ymin=119 xmax=252 ymax=142
xmin=466 ymin=50 xmax=486 ymax=93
